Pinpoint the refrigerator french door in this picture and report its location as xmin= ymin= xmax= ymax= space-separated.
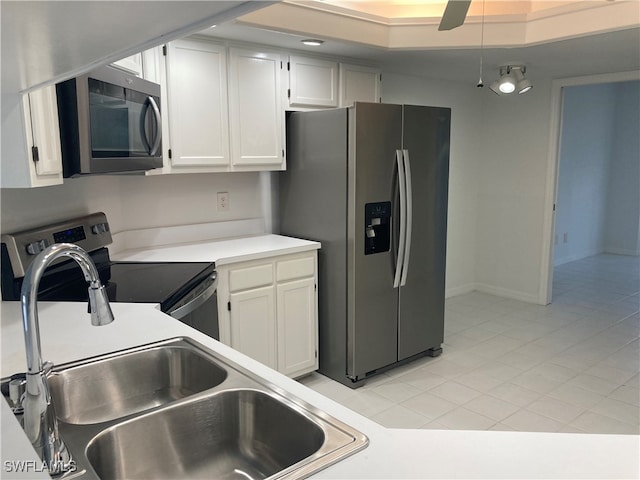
xmin=280 ymin=102 xmax=451 ymax=387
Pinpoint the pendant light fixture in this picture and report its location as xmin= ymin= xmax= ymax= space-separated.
xmin=476 ymin=0 xmax=486 ymax=88
xmin=489 ymin=65 xmax=533 ymax=95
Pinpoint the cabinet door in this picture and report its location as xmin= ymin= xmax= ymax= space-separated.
xmin=229 ymin=286 xmax=277 ymax=369
xmin=276 ymin=278 xmax=317 ymax=376
xmin=339 ymin=64 xmax=381 ymax=107
xmin=228 ymin=48 xmax=284 ymax=168
xmin=27 ymin=86 xmax=63 ymax=178
xmin=112 ymin=53 xmax=143 ymax=77
xmin=166 ymin=39 xmax=229 ymax=167
xmin=141 ymin=47 xmax=164 ymax=84
xmin=289 ymin=56 xmax=338 ymax=108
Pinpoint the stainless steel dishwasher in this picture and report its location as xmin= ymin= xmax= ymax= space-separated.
xmin=167 ymin=272 xmax=219 ymax=340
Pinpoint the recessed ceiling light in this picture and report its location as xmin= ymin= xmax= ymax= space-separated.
xmin=301 ymin=39 xmax=324 ymax=46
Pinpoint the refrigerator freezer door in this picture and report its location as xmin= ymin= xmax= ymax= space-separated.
xmin=398 ymin=105 xmax=451 ymax=361
xmin=347 ymin=102 xmax=403 ymax=379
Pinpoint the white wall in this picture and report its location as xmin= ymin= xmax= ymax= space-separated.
xmin=553 ymin=80 xmax=640 ymax=265
xmin=381 ymin=71 xmax=563 ymax=304
xmin=554 ymin=83 xmax=616 ymax=265
xmin=605 ymin=81 xmax=640 ymax=255
xmin=473 ymin=78 xmax=554 ymax=303
xmin=380 ymin=72 xmax=483 ymax=297
xmin=1 ymin=172 xmax=263 ymax=236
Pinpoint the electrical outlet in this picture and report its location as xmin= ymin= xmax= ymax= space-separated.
xmin=217 ymin=192 xmax=229 ymax=212
xmin=563 ymin=232 xmax=568 ymax=244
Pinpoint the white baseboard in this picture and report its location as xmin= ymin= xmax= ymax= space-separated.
xmin=474 ymin=284 xmax=540 ymax=304
xmin=603 ymin=248 xmax=640 ymax=256
xmin=554 ymin=249 xmax=602 ymax=266
xmin=451 ymin=282 xmax=540 ymax=305
xmin=445 ymin=283 xmax=477 ymax=299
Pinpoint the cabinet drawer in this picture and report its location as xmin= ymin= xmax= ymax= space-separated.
xmin=276 ymin=256 xmax=315 ymax=282
xmin=229 ymin=264 xmax=273 ymax=292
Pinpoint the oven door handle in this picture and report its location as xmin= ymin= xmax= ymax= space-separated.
xmin=168 ymin=274 xmax=218 ymax=320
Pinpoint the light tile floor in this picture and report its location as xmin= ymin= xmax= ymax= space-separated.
xmin=299 ymin=254 xmax=640 ymax=434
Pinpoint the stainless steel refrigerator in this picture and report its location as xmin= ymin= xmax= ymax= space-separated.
xmin=280 ymin=102 xmax=450 ymax=387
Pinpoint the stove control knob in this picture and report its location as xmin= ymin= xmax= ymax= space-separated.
xmin=26 ymin=239 xmax=48 ymax=255
xmin=91 ymin=223 xmax=109 ymax=235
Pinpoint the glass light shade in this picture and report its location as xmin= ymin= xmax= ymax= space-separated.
xmin=512 ymin=68 xmax=533 ymax=94
xmin=498 ymin=80 xmax=516 ymax=93
xmin=517 ymin=79 xmax=533 ymax=94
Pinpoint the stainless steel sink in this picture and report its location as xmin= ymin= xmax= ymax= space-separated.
xmin=86 ymin=389 xmax=349 ymax=480
xmin=3 ymin=337 xmax=368 ymax=479
xmin=48 ymin=344 xmax=227 ymax=424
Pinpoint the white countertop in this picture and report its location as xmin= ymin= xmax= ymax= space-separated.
xmin=1 ymin=301 xmax=638 ymax=479
xmin=111 ymin=234 xmax=320 ymax=265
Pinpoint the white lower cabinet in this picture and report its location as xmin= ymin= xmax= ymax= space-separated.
xmin=229 ymin=285 xmax=277 ymax=369
xmin=218 ymin=251 xmax=318 ymax=378
xmin=277 ymin=277 xmax=317 ymax=376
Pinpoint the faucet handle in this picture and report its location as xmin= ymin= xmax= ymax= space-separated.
xmin=8 ymin=377 xmax=26 ymax=414
xmin=42 ymin=361 xmax=54 ymax=375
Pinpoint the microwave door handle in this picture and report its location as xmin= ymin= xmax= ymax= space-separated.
xmin=139 ymin=99 xmax=152 ymax=154
xmin=147 ymin=96 xmax=162 ymax=156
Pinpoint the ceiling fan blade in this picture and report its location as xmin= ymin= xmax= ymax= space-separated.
xmin=438 ymin=0 xmax=472 ymax=31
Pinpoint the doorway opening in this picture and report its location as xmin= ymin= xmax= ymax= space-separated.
xmin=544 ymin=76 xmax=639 ymax=305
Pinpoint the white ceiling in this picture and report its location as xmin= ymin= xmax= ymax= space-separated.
xmin=0 ymin=1 xmax=271 ymax=94
xmin=203 ymin=0 xmax=640 ymax=85
xmin=205 ymin=22 xmax=640 ymax=84
xmin=2 ymin=1 xmax=637 ymax=94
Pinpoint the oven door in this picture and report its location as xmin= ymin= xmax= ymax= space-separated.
xmin=167 ymin=273 xmax=219 ymax=340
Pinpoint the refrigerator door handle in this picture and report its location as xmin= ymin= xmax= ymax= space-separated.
xmin=400 ymin=149 xmax=413 ymax=287
xmin=394 ymin=149 xmax=407 ymax=288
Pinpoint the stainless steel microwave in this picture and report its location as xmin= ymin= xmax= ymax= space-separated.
xmin=56 ymin=65 xmax=163 ymax=177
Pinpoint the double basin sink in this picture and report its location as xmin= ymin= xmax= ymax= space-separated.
xmin=4 ymin=337 xmax=368 ymax=479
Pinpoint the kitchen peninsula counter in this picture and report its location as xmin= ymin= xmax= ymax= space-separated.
xmin=1 ymin=301 xmax=638 ymax=479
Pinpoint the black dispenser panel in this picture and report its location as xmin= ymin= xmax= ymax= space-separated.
xmin=364 ymin=202 xmax=391 ymax=255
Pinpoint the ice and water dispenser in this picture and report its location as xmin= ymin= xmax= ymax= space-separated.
xmin=364 ymin=202 xmax=391 ymax=255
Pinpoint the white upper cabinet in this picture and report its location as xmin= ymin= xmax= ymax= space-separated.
xmin=1 ymin=86 xmax=63 ymax=188
xmin=111 ymin=53 xmax=144 ymax=77
xmin=339 ymin=63 xmax=381 ymax=107
xmin=166 ymin=38 xmax=230 ymax=168
xmin=28 ymin=86 xmax=64 ymax=178
xmin=141 ymin=47 xmax=164 ymax=84
xmin=288 ymin=55 xmax=339 ymax=108
xmin=228 ymin=47 xmax=284 ymax=170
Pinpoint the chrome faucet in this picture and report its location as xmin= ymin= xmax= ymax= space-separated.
xmin=20 ymin=243 xmax=114 ymax=476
